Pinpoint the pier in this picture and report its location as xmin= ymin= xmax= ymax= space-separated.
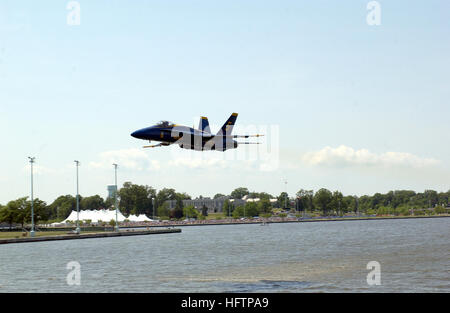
xmin=0 ymin=228 xmax=181 ymax=245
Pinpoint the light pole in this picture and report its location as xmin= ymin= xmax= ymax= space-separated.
xmin=303 ymin=197 xmax=306 ymax=219
xmin=355 ymin=196 xmax=359 ymax=217
xmin=113 ymin=164 xmax=119 ymax=232
xmin=75 ymin=160 xmax=81 ymax=234
xmin=28 ymin=157 xmax=35 ymax=237
xmin=284 ymin=179 xmax=288 ymax=210
xmin=152 ymin=197 xmax=155 ymax=220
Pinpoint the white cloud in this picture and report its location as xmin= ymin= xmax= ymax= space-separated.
xmin=166 ymin=145 xmax=279 ymax=171
xmin=168 ymin=157 xmax=228 ymax=169
xmin=167 ymin=154 xmax=277 ymax=172
xmin=89 ymin=149 xmax=160 ymax=171
xmin=89 ymin=147 xmax=278 ymax=173
xmin=302 ymin=145 xmax=440 ymax=168
xmin=22 ymin=165 xmax=58 ymax=175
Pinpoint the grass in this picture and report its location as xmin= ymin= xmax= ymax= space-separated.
xmin=0 ymin=230 xmax=105 ymax=240
xmin=203 ymin=212 xmax=228 ymax=220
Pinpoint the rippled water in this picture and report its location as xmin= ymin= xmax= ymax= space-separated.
xmin=0 ymin=218 xmax=449 ymax=292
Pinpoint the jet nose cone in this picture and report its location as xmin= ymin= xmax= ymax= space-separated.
xmin=131 ymin=130 xmax=141 ymax=138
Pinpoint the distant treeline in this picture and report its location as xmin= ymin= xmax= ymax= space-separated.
xmin=0 ymin=183 xmax=449 ymax=227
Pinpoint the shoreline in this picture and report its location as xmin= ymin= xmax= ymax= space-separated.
xmin=120 ymin=214 xmax=450 ymax=229
xmin=4 ymin=214 xmax=448 ymax=235
xmin=1 ymin=215 xmax=447 ymax=244
xmin=0 ymin=228 xmax=181 ymax=245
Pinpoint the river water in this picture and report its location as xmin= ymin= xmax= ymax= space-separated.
xmin=0 ymin=218 xmax=449 ymax=292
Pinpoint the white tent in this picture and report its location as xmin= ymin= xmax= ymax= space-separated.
xmin=59 ymin=209 xmax=153 ymax=224
xmin=127 ymin=214 xmax=154 ymax=222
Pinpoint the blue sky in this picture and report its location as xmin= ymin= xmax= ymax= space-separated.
xmin=0 ymin=0 xmax=449 ymax=204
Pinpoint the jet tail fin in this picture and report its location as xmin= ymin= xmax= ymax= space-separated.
xmin=216 ymin=113 xmax=238 ymax=136
xmin=199 ymin=116 xmax=211 ymax=133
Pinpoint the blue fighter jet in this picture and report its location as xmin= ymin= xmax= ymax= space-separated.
xmin=131 ymin=113 xmax=263 ymax=151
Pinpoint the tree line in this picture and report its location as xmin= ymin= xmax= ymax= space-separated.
xmin=294 ymin=188 xmax=450 ymax=216
xmin=1 ymin=183 xmax=449 ymax=227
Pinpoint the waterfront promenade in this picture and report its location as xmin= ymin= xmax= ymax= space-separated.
xmin=0 ymin=228 xmax=181 ymax=245
xmin=117 ymin=214 xmax=450 ymax=228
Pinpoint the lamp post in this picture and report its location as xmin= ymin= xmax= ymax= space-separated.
xmin=113 ymin=164 xmax=119 ymax=232
xmin=356 ymin=196 xmax=359 ymax=217
xmin=152 ymin=197 xmax=155 ymax=220
xmin=74 ymin=160 xmax=80 ymax=234
xmin=284 ymin=179 xmax=288 ymax=210
xmin=28 ymin=157 xmax=35 ymax=237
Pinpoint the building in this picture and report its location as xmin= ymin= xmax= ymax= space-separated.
xmin=165 ymin=196 xmax=246 ymax=213
xmin=107 ymin=185 xmax=117 ymax=199
xmin=165 ymin=195 xmax=277 ymax=213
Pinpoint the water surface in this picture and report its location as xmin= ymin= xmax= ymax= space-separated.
xmin=0 ymin=218 xmax=448 ymax=292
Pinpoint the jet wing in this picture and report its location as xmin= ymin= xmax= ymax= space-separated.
xmin=143 ymin=142 xmax=172 ymax=148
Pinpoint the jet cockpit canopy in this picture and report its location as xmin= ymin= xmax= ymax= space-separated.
xmin=155 ymin=120 xmax=175 ymax=127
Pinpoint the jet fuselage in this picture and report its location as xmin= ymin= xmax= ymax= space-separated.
xmin=131 ymin=122 xmax=238 ymax=151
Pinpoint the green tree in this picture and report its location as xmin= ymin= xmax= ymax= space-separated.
xmin=358 ymin=195 xmax=372 ymax=213
xmin=230 ymin=187 xmax=249 ymax=199
xmin=232 ymin=202 xmax=258 ymax=218
xmin=277 ymin=192 xmax=289 ymax=209
xmin=257 ymin=198 xmax=272 ymax=214
xmin=248 ymin=192 xmax=273 ymax=200
xmin=119 ymin=182 xmax=156 ymax=216
xmin=232 ymin=206 xmax=244 ymax=218
xmin=344 ymin=195 xmax=357 ymax=213
xmin=437 ymin=192 xmax=449 ymax=207
xmin=423 ymin=190 xmax=439 ymax=208
xmin=104 ymin=197 xmax=115 ymax=209
xmin=176 ymin=192 xmax=192 ymax=200
xmin=434 ymin=205 xmax=446 ymax=214
xmin=2 ymin=197 xmax=47 ymax=228
xmin=155 ymin=188 xmax=177 ymax=209
xmin=171 ymin=206 xmax=184 ymax=219
xmin=156 ymin=203 xmax=170 ymax=219
xmin=49 ymin=195 xmax=77 ymax=220
xmin=80 ymin=195 xmax=105 ymax=210
xmin=37 ymin=199 xmax=56 ymax=222
xmin=296 ymin=189 xmax=314 ymax=212
xmin=329 ymin=191 xmax=344 ymax=214
xmin=213 ymin=193 xmax=226 ymax=199
xmin=29 ymin=199 xmax=49 ymax=224
xmin=0 ymin=205 xmax=16 ymax=229
xmin=223 ymin=200 xmax=233 ymax=217
xmin=244 ymin=202 xmax=259 ymax=217
xmin=175 ymin=197 xmax=184 ymax=211
xmin=183 ymin=206 xmax=198 ymax=219
xmin=5 ymin=197 xmax=28 ymax=228
xmin=370 ymin=192 xmax=384 ymax=209
xmin=313 ymin=188 xmax=333 ymax=216
xmin=201 ymin=205 xmax=208 ymax=216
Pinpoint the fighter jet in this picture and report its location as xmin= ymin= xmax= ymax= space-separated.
xmin=131 ymin=113 xmax=263 ymax=151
